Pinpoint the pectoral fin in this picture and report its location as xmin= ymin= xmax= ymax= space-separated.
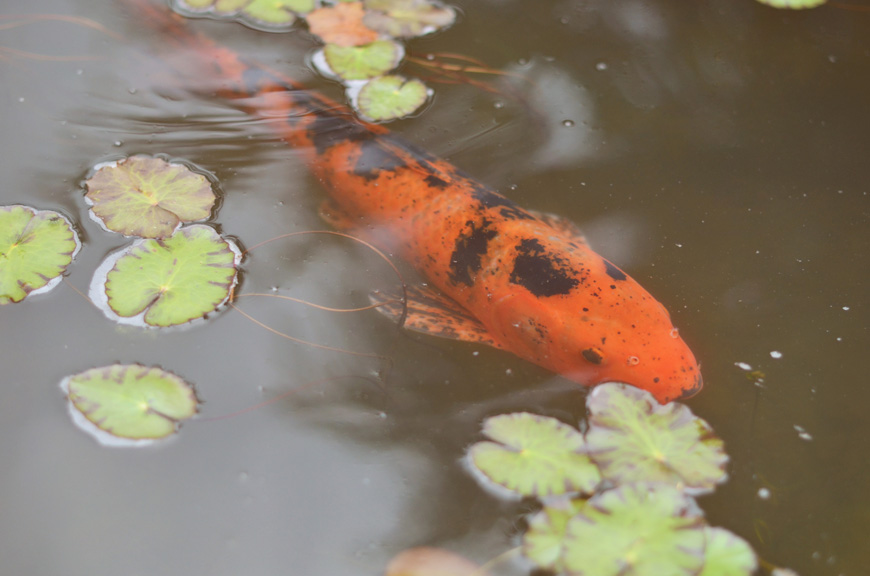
xmin=370 ymin=284 xmax=502 ymax=348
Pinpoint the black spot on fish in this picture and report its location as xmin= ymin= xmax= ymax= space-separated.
xmin=510 ymin=238 xmax=579 ymax=297
xmin=470 ymin=184 xmax=535 ymax=221
xmin=301 ymin=105 xmax=375 ymax=155
xmin=353 ymin=139 xmax=407 ymax=181
xmin=424 ymin=175 xmax=449 ymax=189
xmin=449 ymin=219 xmax=497 ymax=286
xmin=582 ymin=347 xmax=604 ymax=364
xmin=604 ymin=259 xmax=627 ymax=281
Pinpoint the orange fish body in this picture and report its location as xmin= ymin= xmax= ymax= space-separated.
xmin=126 ymin=1 xmax=702 ymax=402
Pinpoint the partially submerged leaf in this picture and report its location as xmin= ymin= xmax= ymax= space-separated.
xmin=0 ymin=205 xmax=80 ymax=304
xmin=755 ymin=0 xmax=826 ymax=8
xmin=61 ymin=364 xmax=198 ymax=447
xmin=363 ymin=0 xmax=456 ymax=38
xmin=84 ymin=155 xmax=216 ymax=239
xmin=468 ymin=412 xmax=601 ymax=498
xmin=89 ymin=224 xmax=241 ymax=328
xmin=562 ymin=482 xmax=706 ymax=576
xmin=698 ymin=527 xmax=758 ymax=576
xmin=354 ymin=74 xmax=430 ymax=121
xmin=523 ymin=497 xmax=588 ymax=572
xmin=385 ymin=547 xmax=484 ymax=576
xmin=306 ymin=2 xmax=379 ymax=46
xmin=320 ymin=40 xmax=404 ymax=81
xmin=584 ymin=382 xmax=728 ymax=495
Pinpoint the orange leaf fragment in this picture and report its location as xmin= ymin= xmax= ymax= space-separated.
xmin=306 ymin=2 xmax=379 ymax=47
xmin=385 ymin=546 xmax=485 ymax=576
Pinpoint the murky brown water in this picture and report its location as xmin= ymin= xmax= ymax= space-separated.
xmin=1 ymin=0 xmax=867 ymax=574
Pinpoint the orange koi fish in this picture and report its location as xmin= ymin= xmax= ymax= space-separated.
xmin=125 ymin=0 xmax=702 ymax=402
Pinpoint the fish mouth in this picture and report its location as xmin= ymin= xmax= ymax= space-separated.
xmin=677 ymin=372 xmax=704 ymax=400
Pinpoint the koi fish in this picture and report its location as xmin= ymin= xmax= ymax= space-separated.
xmin=124 ymin=0 xmax=702 ymax=402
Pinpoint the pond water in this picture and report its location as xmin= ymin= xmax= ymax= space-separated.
xmin=1 ymin=0 xmax=867 ymax=574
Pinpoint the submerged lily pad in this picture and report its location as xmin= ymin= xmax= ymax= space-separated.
xmin=699 ymin=527 xmax=758 ymax=576
xmin=468 ymin=412 xmax=601 ymax=498
xmin=363 ymin=0 xmax=456 ymax=38
xmin=562 ymin=482 xmax=706 ymax=576
xmin=523 ymin=497 xmax=588 ymax=572
xmin=355 ymin=75 xmax=429 ymax=122
xmin=755 ymin=0 xmax=826 ymax=8
xmin=61 ymin=364 xmax=198 ymax=447
xmin=89 ymin=224 xmax=241 ymax=328
xmin=584 ymin=382 xmax=728 ymax=495
xmin=84 ymin=155 xmax=216 ymax=239
xmin=320 ymin=40 xmax=404 ymax=81
xmin=0 ymin=205 xmax=80 ymax=304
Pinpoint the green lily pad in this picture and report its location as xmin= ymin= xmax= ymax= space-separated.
xmin=363 ymin=0 xmax=456 ymax=38
xmin=320 ymin=40 xmax=404 ymax=81
xmin=699 ymin=527 xmax=758 ymax=576
xmin=89 ymin=224 xmax=241 ymax=328
xmin=468 ymin=412 xmax=601 ymax=498
xmin=84 ymin=155 xmax=216 ymax=239
xmin=354 ymin=75 xmax=430 ymax=122
xmin=0 ymin=205 xmax=80 ymax=304
xmin=584 ymin=382 xmax=728 ymax=495
xmin=755 ymin=0 xmax=826 ymax=8
xmin=523 ymin=497 xmax=588 ymax=572
xmin=61 ymin=364 xmax=198 ymax=447
xmin=562 ymin=482 xmax=706 ymax=576
xmin=173 ymin=0 xmax=250 ymax=15
xmin=243 ymin=0 xmax=317 ymax=29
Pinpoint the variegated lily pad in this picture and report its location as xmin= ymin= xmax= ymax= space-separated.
xmin=755 ymin=0 xmax=826 ymax=8
xmin=363 ymin=0 xmax=456 ymax=38
xmin=84 ymin=155 xmax=216 ymax=239
xmin=467 ymin=412 xmax=601 ymax=498
xmin=0 ymin=205 xmax=80 ymax=304
xmin=89 ymin=224 xmax=241 ymax=328
xmin=317 ymin=40 xmax=404 ymax=81
xmin=585 ymin=383 xmax=728 ymax=495
xmin=523 ymin=497 xmax=588 ymax=572
xmin=61 ymin=364 xmax=198 ymax=447
xmin=354 ymin=75 xmax=430 ymax=122
xmin=562 ymin=482 xmax=707 ymax=576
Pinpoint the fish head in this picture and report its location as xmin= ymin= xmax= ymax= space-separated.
xmin=487 ymin=281 xmax=703 ymax=404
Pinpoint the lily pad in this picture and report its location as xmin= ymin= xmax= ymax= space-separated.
xmin=243 ymin=0 xmax=317 ymax=29
xmin=0 ymin=205 xmax=80 ymax=304
xmin=61 ymin=364 xmax=198 ymax=447
xmin=306 ymin=2 xmax=379 ymax=46
xmin=363 ymin=0 xmax=456 ymax=38
xmin=584 ymin=382 xmax=728 ymax=495
xmin=523 ymin=497 xmax=588 ymax=572
xmin=84 ymin=155 xmax=216 ymax=239
xmin=354 ymin=75 xmax=430 ymax=122
xmin=755 ymin=0 xmax=826 ymax=8
xmin=320 ymin=40 xmax=404 ymax=81
xmin=562 ymin=482 xmax=706 ymax=576
xmin=89 ymin=224 xmax=241 ymax=328
xmin=467 ymin=412 xmax=601 ymax=498
xmin=699 ymin=527 xmax=758 ymax=576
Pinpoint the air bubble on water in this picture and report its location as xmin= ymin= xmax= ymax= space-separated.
xmin=794 ymin=425 xmax=813 ymax=441
xmin=770 ymin=350 xmax=782 ymax=359
xmin=493 ymin=100 xmax=505 ymax=110
xmin=757 ymin=487 xmax=771 ymax=500
xmin=595 ymin=62 xmax=608 ymax=71
xmin=735 ymin=362 xmax=752 ymax=371
xmin=18 ymin=97 xmax=24 ymax=103
xmin=472 ymin=351 xmax=479 ymax=356
xmin=842 ymin=306 xmax=850 ymax=311
xmin=562 ymin=119 xmax=575 ymax=127
xmin=113 ymin=141 xmax=123 ymax=147
xmin=505 ymin=368 xmax=513 ymax=376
